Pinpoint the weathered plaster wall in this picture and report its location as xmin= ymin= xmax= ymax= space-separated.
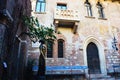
xmin=30 ymin=0 xmax=120 ymax=74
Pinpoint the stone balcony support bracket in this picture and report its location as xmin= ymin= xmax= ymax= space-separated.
xmin=54 ymin=20 xmax=59 ymax=32
xmin=73 ymin=22 xmax=79 ymax=34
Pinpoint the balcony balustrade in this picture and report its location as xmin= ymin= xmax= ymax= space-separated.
xmin=54 ymin=9 xmax=79 ymax=34
xmin=54 ymin=9 xmax=79 ymax=21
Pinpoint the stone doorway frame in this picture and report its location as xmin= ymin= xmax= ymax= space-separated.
xmin=83 ymin=36 xmax=107 ymax=75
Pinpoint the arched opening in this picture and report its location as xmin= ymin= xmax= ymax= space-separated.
xmin=87 ymin=42 xmax=101 ymax=74
xmin=58 ymin=39 xmax=64 ymax=58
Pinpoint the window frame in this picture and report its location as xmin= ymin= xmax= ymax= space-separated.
xmin=97 ymin=2 xmax=104 ymax=19
xmin=57 ymin=3 xmax=67 ymax=10
xmin=47 ymin=41 xmax=53 ymax=58
xmin=85 ymin=2 xmax=93 ymax=17
xmin=58 ymin=39 xmax=64 ymax=58
xmin=35 ymin=0 xmax=46 ymax=13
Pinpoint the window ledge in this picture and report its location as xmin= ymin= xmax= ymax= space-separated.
xmin=34 ymin=12 xmax=46 ymax=14
xmin=58 ymin=58 xmax=64 ymax=59
xmin=46 ymin=58 xmax=53 ymax=59
xmin=85 ymin=16 xmax=95 ymax=19
xmin=98 ymin=18 xmax=107 ymax=20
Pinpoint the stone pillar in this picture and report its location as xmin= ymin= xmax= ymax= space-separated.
xmin=18 ymin=41 xmax=28 ymax=80
xmin=9 ymin=39 xmax=28 ymax=80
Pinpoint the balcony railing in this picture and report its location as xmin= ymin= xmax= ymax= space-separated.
xmin=54 ymin=9 xmax=80 ymax=21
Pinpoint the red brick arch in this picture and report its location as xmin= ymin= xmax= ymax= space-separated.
xmin=53 ymin=34 xmax=67 ymax=58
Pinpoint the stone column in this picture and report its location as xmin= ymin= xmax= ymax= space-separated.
xmin=18 ymin=40 xmax=28 ymax=80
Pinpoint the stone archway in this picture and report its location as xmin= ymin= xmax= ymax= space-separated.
xmin=83 ymin=36 xmax=107 ymax=75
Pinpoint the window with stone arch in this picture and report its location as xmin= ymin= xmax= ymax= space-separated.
xmin=35 ymin=0 xmax=46 ymax=12
xmin=58 ymin=39 xmax=64 ymax=58
xmin=84 ymin=1 xmax=93 ymax=17
xmin=97 ymin=2 xmax=104 ymax=18
xmin=47 ymin=40 xmax=53 ymax=58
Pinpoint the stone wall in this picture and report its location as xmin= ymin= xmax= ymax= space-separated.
xmin=0 ymin=0 xmax=31 ymax=80
xmin=30 ymin=0 xmax=120 ymax=75
xmin=0 ymin=24 xmax=6 ymax=54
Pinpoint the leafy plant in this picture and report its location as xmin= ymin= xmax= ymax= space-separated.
xmin=22 ymin=16 xmax=56 ymax=43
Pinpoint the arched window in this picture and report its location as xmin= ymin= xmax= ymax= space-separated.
xmin=58 ymin=39 xmax=64 ymax=58
xmin=84 ymin=1 xmax=92 ymax=17
xmin=47 ymin=41 xmax=53 ymax=58
xmin=97 ymin=2 xmax=104 ymax=18
xmin=35 ymin=0 xmax=46 ymax=12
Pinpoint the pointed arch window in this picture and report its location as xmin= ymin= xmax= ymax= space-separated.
xmin=36 ymin=0 xmax=46 ymax=12
xmin=58 ymin=39 xmax=64 ymax=58
xmin=84 ymin=1 xmax=93 ymax=17
xmin=97 ymin=2 xmax=104 ymax=18
xmin=47 ymin=41 xmax=53 ymax=58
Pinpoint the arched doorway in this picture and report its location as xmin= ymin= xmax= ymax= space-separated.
xmin=87 ymin=42 xmax=101 ymax=74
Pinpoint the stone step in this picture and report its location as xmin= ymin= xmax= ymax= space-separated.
xmin=91 ymin=78 xmax=115 ymax=80
xmin=89 ymin=74 xmax=120 ymax=80
xmin=89 ymin=74 xmax=106 ymax=78
xmin=88 ymin=74 xmax=116 ymax=79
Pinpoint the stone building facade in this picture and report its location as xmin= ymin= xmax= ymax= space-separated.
xmin=0 ymin=0 xmax=31 ymax=80
xmin=30 ymin=0 xmax=120 ymax=78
